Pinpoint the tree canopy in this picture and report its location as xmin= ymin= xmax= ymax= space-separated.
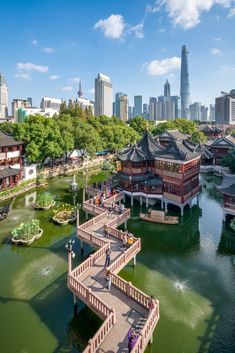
xmin=221 ymin=148 xmax=235 ymax=173
xmin=1 ymin=103 xmax=139 ymax=163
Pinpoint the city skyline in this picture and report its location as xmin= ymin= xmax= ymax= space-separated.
xmin=1 ymin=0 xmax=235 ymax=107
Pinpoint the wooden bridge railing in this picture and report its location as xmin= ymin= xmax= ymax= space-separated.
xmin=69 ymin=187 xmax=159 ymax=353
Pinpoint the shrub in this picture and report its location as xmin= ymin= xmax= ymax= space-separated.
xmin=230 ymin=217 xmax=235 ymax=231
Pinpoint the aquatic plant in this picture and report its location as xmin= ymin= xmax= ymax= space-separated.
xmin=36 ymin=192 xmax=54 ymax=207
xmin=11 ymin=219 xmax=40 ymax=240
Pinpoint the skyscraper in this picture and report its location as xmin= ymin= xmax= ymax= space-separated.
xmin=164 ymin=79 xmax=170 ymax=97
xmin=119 ymin=95 xmax=128 ymax=122
xmin=180 ymin=45 xmax=190 ymax=119
xmin=134 ymin=95 xmax=142 ymax=117
xmin=95 ymin=73 xmax=113 ymax=117
xmin=215 ymin=90 xmax=235 ymax=125
xmin=0 ymin=73 xmax=8 ymax=120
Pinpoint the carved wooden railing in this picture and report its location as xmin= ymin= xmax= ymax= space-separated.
xmin=68 ymin=188 xmax=159 ymax=353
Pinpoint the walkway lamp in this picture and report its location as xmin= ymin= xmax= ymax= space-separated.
xmin=65 ymin=238 xmax=75 ymax=274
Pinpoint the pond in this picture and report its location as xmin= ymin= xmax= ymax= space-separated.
xmin=0 ymin=172 xmax=234 ymax=353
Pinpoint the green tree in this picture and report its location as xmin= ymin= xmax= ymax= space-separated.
xmin=129 ymin=116 xmax=154 ymax=136
xmin=189 ymin=131 xmax=207 ymax=145
xmin=221 ymin=148 xmax=235 ymax=173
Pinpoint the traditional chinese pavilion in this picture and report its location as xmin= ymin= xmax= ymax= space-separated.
xmin=158 ymin=130 xmax=189 ymax=147
xmin=0 ymin=132 xmax=23 ymax=189
xmin=217 ymin=174 xmax=235 ymax=220
xmin=202 ymin=135 xmax=235 ymax=166
xmin=116 ymin=130 xmax=201 ymax=215
xmin=199 ymin=125 xmax=223 ymax=140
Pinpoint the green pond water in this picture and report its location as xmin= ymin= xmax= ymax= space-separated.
xmin=0 ymin=172 xmax=234 ymax=353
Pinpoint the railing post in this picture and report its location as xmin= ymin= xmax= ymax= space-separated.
xmin=127 ymin=281 xmax=132 ymax=296
xmin=112 ymin=308 xmax=116 ymax=324
xmin=86 ymin=288 xmax=91 ymax=305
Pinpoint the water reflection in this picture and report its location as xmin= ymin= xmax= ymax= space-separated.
xmin=217 ymin=223 xmax=235 ymax=255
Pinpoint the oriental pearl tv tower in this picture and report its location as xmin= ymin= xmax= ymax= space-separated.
xmin=180 ymin=45 xmax=190 ymax=119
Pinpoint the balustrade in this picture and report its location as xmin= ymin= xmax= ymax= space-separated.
xmin=68 ymin=185 xmax=159 ymax=353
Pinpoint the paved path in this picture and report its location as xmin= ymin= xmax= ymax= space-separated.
xmin=79 ymin=221 xmax=148 ymax=352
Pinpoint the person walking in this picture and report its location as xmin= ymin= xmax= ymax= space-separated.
xmin=104 ymin=248 xmax=111 ymax=267
xmin=106 ymin=270 xmax=112 ymax=291
xmin=122 ymin=233 xmax=128 ymax=250
xmin=128 ymin=328 xmax=138 ymax=353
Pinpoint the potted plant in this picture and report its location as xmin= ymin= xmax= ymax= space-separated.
xmin=11 ymin=219 xmax=43 ymax=245
xmin=35 ymin=192 xmax=55 ymax=210
xmin=52 ymin=203 xmax=78 ymax=225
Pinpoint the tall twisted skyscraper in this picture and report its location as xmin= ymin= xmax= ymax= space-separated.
xmin=180 ymin=45 xmax=190 ymax=119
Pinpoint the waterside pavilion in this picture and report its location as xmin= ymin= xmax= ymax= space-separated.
xmin=116 ymin=131 xmax=202 ymax=215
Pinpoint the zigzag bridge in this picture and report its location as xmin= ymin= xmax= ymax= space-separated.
xmin=67 ymin=186 xmax=160 ymax=353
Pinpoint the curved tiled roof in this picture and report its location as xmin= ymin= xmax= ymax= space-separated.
xmin=0 ymin=132 xmax=23 ymax=147
xmin=217 ymin=174 xmax=235 ymax=196
xmin=117 ymin=130 xmax=201 ymax=162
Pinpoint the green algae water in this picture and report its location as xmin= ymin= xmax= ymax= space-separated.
xmin=0 ymin=173 xmax=234 ymax=353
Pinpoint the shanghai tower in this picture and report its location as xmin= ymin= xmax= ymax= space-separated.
xmin=180 ymin=45 xmax=190 ymax=119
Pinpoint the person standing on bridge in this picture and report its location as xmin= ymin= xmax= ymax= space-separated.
xmin=104 ymin=248 xmax=111 ymax=267
xmin=128 ymin=328 xmax=138 ymax=352
xmin=106 ymin=270 xmax=112 ymax=291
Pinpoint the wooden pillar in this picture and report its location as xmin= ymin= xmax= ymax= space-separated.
xmin=133 ymin=255 xmax=136 ymax=267
xmin=73 ymin=294 xmax=78 ymax=316
xmin=76 ymin=209 xmax=79 ymax=227
xmin=164 ymin=202 xmax=168 ymax=213
xmin=180 ymin=205 xmax=184 ymax=216
xmin=124 ymin=220 xmax=127 ymax=230
xmin=86 ymin=212 xmax=88 ymax=220
xmin=131 ymin=194 xmax=134 ymax=207
xmin=80 ymin=240 xmax=84 ymax=254
xmin=140 ymin=195 xmax=143 ymax=206
xmin=161 ymin=199 xmax=164 ymax=209
xmin=146 ymin=196 xmax=149 ymax=208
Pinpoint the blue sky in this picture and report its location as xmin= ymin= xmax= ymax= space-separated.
xmin=1 ymin=0 xmax=235 ymax=109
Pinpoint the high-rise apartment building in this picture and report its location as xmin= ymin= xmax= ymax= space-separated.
xmin=200 ymin=105 xmax=208 ymax=121
xmin=95 ymin=73 xmax=113 ymax=117
xmin=12 ymin=99 xmax=32 ymax=121
xmin=40 ymin=96 xmax=62 ymax=112
xmin=134 ymin=95 xmax=142 ymax=117
xmin=215 ymin=90 xmax=235 ymax=125
xmin=0 ymin=73 xmax=8 ymax=120
xmin=119 ymin=95 xmax=128 ymax=122
xmin=180 ymin=45 xmax=190 ymax=119
xmin=149 ymin=97 xmax=157 ymax=121
xmin=27 ymin=97 xmax=33 ymax=107
xmin=209 ymin=104 xmax=215 ymax=121
xmin=128 ymin=106 xmax=134 ymax=120
xmin=189 ymin=102 xmax=201 ymax=121
xmin=143 ymin=103 xmax=149 ymax=120
xmin=114 ymin=92 xmax=124 ymax=118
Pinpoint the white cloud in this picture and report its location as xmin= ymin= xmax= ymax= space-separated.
xmin=129 ymin=22 xmax=144 ymax=38
xmin=156 ymin=0 xmax=234 ymax=29
xmin=94 ymin=14 xmax=125 ymax=39
xmin=228 ymin=7 xmax=235 ymax=17
xmin=49 ymin=75 xmax=60 ymax=80
xmin=220 ymin=65 xmax=235 ymax=74
xmin=14 ymin=72 xmax=31 ymax=80
xmin=146 ymin=56 xmax=181 ymax=76
xmin=146 ymin=3 xmax=160 ymax=13
xmin=62 ymin=86 xmax=73 ymax=92
xmin=41 ymin=47 xmax=55 ymax=53
xmin=214 ymin=36 xmax=222 ymax=41
xmin=32 ymin=39 xmax=38 ymax=46
xmin=158 ymin=28 xmax=166 ymax=33
xmin=210 ymin=48 xmax=222 ymax=55
xmin=16 ymin=62 xmax=48 ymax=73
xmin=88 ymin=88 xmax=95 ymax=95
xmin=70 ymin=76 xmax=80 ymax=83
